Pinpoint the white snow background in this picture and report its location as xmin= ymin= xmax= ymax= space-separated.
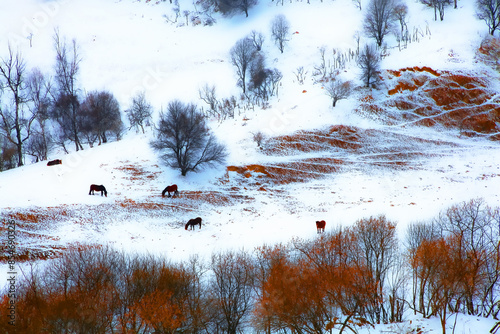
xmin=0 ymin=0 xmax=499 ymax=332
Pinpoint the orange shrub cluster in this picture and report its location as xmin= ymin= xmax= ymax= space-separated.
xmin=254 ymin=215 xmax=400 ymax=332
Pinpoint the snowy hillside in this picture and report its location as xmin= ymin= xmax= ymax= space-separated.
xmin=0 ymin=0 xmax=499 ymax=332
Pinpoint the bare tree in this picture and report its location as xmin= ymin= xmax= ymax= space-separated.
xmin=79 ymin=90 xmax=123 ymax=146
xmin=25 ymin=68 xmax=53 ymax=162
xmin=351 ymin=215 xmax=398 ymax=324
xmin=52 ymin=30 xmax=83 ymax=151
xmin=434 ymin=0 xmax=448 ymax=21
xmin=476 ymin=0 xmax=500 ymax=35
xmin=324 ymin=77 xmax=353 ymax=107
xmin=357 ymin=44 xmax=381 ymax=87
xmin=230 ymin=37 xmax=256 ymax=94
xmin=150 ymin=100 xmax=227 ymax=176
xmin=217 ymin=0 xmax=258 ymax=17
xmin=392 ymin=2 xmax=409 ymax=36
xmin=354 ymin=30 xmax=362 ymax=55
xmin=250 ymin=30 xmax=265 ymax=51
xmin=198 ymin=83 xmax=218 ymax=114
xmin=248 ymin=51 xmax=283 ymax=104
xmin=294 ymin=66 xmax=308 ymax=85
xmin=0 ymin=46 xmax=35 ymax=167
xmin=421 ymin=0 xmax=449 ymax=21
xmin=436 ymin=198 xmax=500 ymax=316
xmin=313 ymin=46 xmax=329 ymax=80
xmin=249 ymin=52 xmax=268 ymax=100
xmin=271 ymin=14 xmax=290 ymax=53
xmin=364 ymin=0 xmax=395 ymax=46
xmin=210 ymin=251 xmax=255 ymax=334
xmin=126 ymin=91 xmax=153 ymax=134
xmin=405 ymin=220 xmax=440 ymax=316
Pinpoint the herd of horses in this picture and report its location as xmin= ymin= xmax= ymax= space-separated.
xmin=87 ymin=181 xmax=326 ymax=233
xmin=49 ymin=160 xmax=326 ymax=233
xmin=86 ymin=181 xmax=325 ymax=233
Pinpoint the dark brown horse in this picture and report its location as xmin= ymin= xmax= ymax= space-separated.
xmin=185 ymin=217 xmax=202 ymax=230
xmin=89 ymin=184 xmax=107 ymax=197
xmin=162 ymin=184 xmax=179 ymax=198
xmin=47 ymin=159 xmax=62 ymax=166
xmin=316 ymin=220 xmax=326 ymax=233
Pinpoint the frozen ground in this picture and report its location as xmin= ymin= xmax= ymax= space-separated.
xmin=0 ymin=0 xmax=499 ymax=332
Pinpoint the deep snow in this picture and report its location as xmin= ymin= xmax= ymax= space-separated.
xmin=1 ymin=0 xmax=499 ymax=332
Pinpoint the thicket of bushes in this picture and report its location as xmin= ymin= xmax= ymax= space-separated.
xmin=1 ymin=198 xmax=499 ymax=333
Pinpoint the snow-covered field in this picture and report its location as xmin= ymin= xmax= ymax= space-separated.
xmin=1 ymin=0 xmax=499 ymax=332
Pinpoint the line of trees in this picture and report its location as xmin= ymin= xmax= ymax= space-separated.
xmin=0 ymin=31 xmax=124 ymax=171
xmin=2 ymin=198 xmax=498 ymax=334
xmin=229 ymin=21 xmax=285 ymax=103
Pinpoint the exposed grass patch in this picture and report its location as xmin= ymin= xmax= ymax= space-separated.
xmin=382 ymin=68 xmax=499 ymax=138
xmin=115 ymin=161 xmax=161 ymax=182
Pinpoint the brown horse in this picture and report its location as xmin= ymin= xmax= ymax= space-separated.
xmin=89 ymin=184 xmax=107 ymax=197
xmin=47 ymin=159 xmax=62 ymax=166
xmin=162 ymin=184 xmax=179 ymax=198
xmin=316 ymin=220 xmax=326 ymax=233
xmin=185 ymin=217 xmax=202 ymax=230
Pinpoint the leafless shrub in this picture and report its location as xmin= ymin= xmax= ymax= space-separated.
xmin=324 ymin=76 xmax=353 ymax=107
xmin=294 ymin=66 xmax=308 ymax=85
xmin=252 ymin=131 xmax=266 ymax=148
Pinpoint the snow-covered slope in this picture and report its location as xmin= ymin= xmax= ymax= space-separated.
xmin=0 ymin=0 xmax=499 ymax=332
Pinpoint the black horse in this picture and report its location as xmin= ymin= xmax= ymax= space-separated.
xmin=89 ymin=184 xmax=107 ymax=197
xmin=162 ymin=184 xmax=179 ymax=198
xmin=185 ymin=217 xmax=202 ymax=230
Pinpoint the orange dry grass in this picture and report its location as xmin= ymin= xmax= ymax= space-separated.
xmin=427 ymin=86 xmax=488 ymax=109
xmin=264 ymin=125 xmax=362 ymax=155
xmin=0 ymin=190 xmax=257 ymax=263
xmin=385 ymin=68 xmax=499 ymax=137
xmin=115 ymin=162 xmax=160 ymax=182
xmin=181 ymin=191 xmax=236 ymax=205
xmin=227 ymin=158 xmax=342 ymax=185
xmin=116 ymin=198 xmax=168 ymax=210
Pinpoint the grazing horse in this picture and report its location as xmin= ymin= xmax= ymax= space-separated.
xmin=89 ymin=184 xmax=107 ymax=197
xmin=47 ymin=159 xmax=62 ymax=166
xmin=162 ymin=184 xmax=179 ymax=198
xmin=185 ymin=217 xmax=202 ymax=230
xmin=316 ymin=220 xmax=326 ymax=233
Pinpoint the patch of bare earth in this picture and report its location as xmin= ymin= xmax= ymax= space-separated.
xmin=365 ymin=66 xmax=500 ymax=139
xmin=226 ymin=125 xmax=457 ymax=185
